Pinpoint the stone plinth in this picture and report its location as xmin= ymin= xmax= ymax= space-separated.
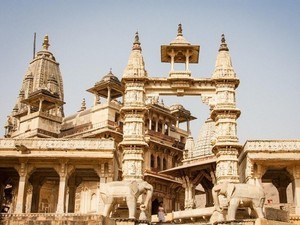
xmin=0 ymin=214 xmax=114 ymax=225
xmin=214 ymin=218 xmax=291 ymax=225
xmin=114 ymin=218 xmax=150 ymax=225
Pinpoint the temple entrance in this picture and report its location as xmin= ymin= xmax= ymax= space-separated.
xmin=262 ymin=168 xmax=293 ymax=205
xmin=151 ymin=198 xmax=160 ymax=215
xmin=68 ymin=168 xmax=99 ymax=213
xmin=28 ymin=168 xmax=59 ymax=213
xmin=0 ymin=168 xmax=19 ymax=213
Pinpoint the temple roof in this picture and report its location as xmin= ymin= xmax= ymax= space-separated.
xmin=11 ymin=35 xmax=64 ymax=116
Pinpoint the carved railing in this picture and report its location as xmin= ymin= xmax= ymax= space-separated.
xmin=60 ymin=120 xmax=123 ymax=137
xmin=147 ymin=130 xmax=175 ymax=143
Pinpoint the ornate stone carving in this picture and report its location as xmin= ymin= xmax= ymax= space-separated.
xmin=0 ymin=138 xmax=115 ymax=150
xmin=99 ymin=180 xmax=153 ymax=219
xmin=211 ymin=182 xmax=265 ymax=223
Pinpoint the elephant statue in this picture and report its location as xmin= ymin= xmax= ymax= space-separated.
xmin=211 ymin=182 xmax=265 ymax=222
xmin=99 ymin=180 xmax=153 ymax=219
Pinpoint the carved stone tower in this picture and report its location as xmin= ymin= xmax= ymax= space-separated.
xmin=211 ymin=34 xmax=241 ymax=184
xmin=119 ymin=32 xmax=148 ymax=180
xmin=6 ymin=35 xmax=65 ymax=138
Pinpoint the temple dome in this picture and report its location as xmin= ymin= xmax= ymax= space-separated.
xmin=100 ymin=70 xmax=121 ymax=84
xmin=193 ymin=118 xmax=216 ymax=157
xmin=169 ymin=103 xmax=185 ymax=111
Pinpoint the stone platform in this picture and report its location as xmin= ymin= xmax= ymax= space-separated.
xmin=0 ymin=214 xmax=112 ymax=225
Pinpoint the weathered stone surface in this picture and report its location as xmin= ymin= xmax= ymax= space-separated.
xmin=265 ymin=207 xmax=289 ymax=222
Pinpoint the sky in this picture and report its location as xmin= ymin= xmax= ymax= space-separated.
xmin=0 ymin=0 xmax=299 ymax=143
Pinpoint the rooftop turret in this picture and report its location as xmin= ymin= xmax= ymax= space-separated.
xmin=161 ymin=24 xmax=200 ymax=78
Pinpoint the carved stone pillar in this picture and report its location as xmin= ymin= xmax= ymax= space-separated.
xmin=205 ymin=187 xmax=214 ymax=207
xmin=272 ymin=177 xmax=290 ymax=203
xmin=182 ymin=176 xmax=195 ymax=209
xmin=0 ymin=182 xmax=4 ymax=212
xmin=155 ymin=120 xmax=158 ymax=132
xmin=119 ymin=32 xmax=149 ymax=183
xmin=15 ymin=162 xmax=28 ymax=213
xmin=211 ymin=35 xmax=241 ymax=184
xmin=25 ymin=185 xmax=32 ymax=213
xmin=245 ymin=158 xmax=254 ymax=184
xmin=149 ymin=118 xmax=152 ymax=130
xmin=107 ymin=87 xmax=111 ymax=102
xmin=30 ymin=180 xmax=41 ymax=213
xmin=293 ymin=166 xmax=300 ymax=214
xmin=56 ymin=162 xmax=68 ymax=213
xmin=67 ymin=176 xmax=76 ymax=213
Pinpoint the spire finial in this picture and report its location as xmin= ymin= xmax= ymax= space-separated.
xmin=109 ymin=68 xmax=112 ymax=73
xmin=132 ymin=31 xmax=141 ymax=50
xmin=219 ymin=33 xmax=229 ymax=52
xmin=177 ymin=23 xmax=183 ymax=36
xmin=80 ymin=98 xmax=86 ymax=111
xmin=43 ymin=34 xmax=50 ymax=50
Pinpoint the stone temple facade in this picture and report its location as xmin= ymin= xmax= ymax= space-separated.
xmin=1 ymin=25 xmax=300 ymax=225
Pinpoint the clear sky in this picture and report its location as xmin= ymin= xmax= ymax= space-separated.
xmin=0 ymin=0 xmax=299 ymax=143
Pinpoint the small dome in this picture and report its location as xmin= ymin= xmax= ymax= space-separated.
xmin=169 ymin=103 xmax=185 ymax=111
xmin=170 ymin=24 xmax=191 ymax=46
xmin=101 ymin=70 xmax=121 ymax=84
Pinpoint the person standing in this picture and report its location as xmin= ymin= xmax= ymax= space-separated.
xmin=157 ymin=202 xmax=165 ymax=222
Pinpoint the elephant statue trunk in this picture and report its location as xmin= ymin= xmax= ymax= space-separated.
xmin=143 ymin=184 xmax=153 ymax=209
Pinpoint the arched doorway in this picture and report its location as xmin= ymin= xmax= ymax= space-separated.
xmin=0 ymin=168 xmax=19 ymax=213
xmin=262 ymin=168 xmax=293 ymax=204
xmin=151 ymin=198 xmax=160 ymax=215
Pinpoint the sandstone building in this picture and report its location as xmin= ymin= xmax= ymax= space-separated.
xmin=1 ymin=25 xmax=300 ymax=225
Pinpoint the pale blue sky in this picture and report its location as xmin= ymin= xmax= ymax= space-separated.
xmin=0 ymin=1 xmax=299 ymax=143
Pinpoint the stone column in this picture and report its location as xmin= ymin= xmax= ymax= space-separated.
xmin=211 ymin=35 xmax=241 ymax=184
xmin=162 ymin=122 xmax=165 ymax=134
xmin=25 ymin=186 xmax=32 ymax=213
xmin=272 ymin=177 xmax=290 ymax=204
xmin=170 ymin=50 xmax=175 ymax=71
xmin=56 ymin=162 xmax=68 ymax=213
xmin=187 ymin=119 xmax=190 ymax=133
xmin=15 ymin=162 xmax=28 ymax=213
xmin=94 ymin=94 xmax=100 ymax=106
xmin=38 ymin=98 xmax=44 ymax=112
xmin=293 ymin=166 xmax=300 ymax=214
xmin=155 ymin=120 xmax=158 ymax=132
xmin=185 ymin=51 xmax=190 ymax=71
xmin=107 ymin=87 xmax=111 ymax=102
xmin=176 ymin=118 xmax=179 ymax=127
xmin=182 ymin=176 xmax=195 ymax=209
xmin=119 ymin=32 xmax=148 ymax=181
xmin=0 ymin=182 xmax=4 ymax=211
xmin=30 ymin=180 xmax=41 ymax=213
xmin=67 ymin=176 xmax=76 ymax=213
xmin=149 ymin=118 xmax=152 ymax=130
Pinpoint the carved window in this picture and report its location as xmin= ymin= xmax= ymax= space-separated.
xmin=151 ymin=154 xmax=155 ymax=168
xmin=163 ymin=158 xmax=167 ymax=170
xmin=157 ymin=156 xmax=161 ymax=171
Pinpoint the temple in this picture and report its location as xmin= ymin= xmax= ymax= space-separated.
xmin=1 ymin=25 xmax=299 ymax=225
